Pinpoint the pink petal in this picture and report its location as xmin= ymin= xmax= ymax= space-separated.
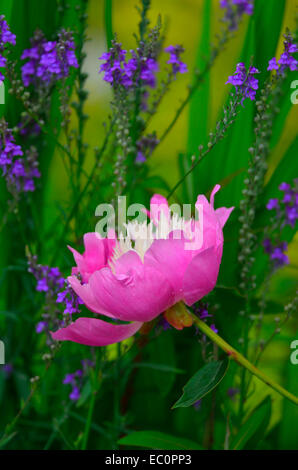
xmin=215 ymin=207 xmax=234 ymax=228
xmin=145 ymin=235 xmax=193 ymax=302
xmin=68 ymin=232 xmax=116 ymax=283
xmin=51 ymin=317 xmax=143 ymax=346
xmin=68 ymin=275 xmax=117 ymax=319
xmin=210 ymin=184 xmax=221 ymax=207
xmin=86 ymin=251 xmax=175 ymax=322
xmin=195 ymin=194 xmax=221 ymax=250
xmin=183 ymin=247 xmax=222 ymax=305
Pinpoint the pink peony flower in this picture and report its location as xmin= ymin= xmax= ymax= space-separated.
xmin=51 ymin=185 xmax=233 ymax=346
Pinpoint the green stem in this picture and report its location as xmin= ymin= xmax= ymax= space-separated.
xmin=190 ymin=314 xmax=298 ymax=406
xmin=113 ymin=342 xmax=121 ymax=449
xmin=81 ymin=350 xmax=100 ymax=450
xmin=81 ymin=389 xmax=97 ymax=450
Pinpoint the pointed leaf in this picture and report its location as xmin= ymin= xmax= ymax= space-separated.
xmin=172 ymin=358 xmax=229 ymax=409
xmin=118 ymin=431 xmax=203 ymax=450
xmin=231 ymin=396 xmax=272 ymax=450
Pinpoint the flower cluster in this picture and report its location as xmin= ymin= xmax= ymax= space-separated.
xmin=18 ymin=119 xmax=41 ymax=138
xmin=63 ymin=360 xmax=94 ymax=401
xmin=226 ymin=62 xmax=260 ymax=102
xmin=21 ymin=29 xmax=78 ymax=87
xmin=267 ymin=181 xmax=298 ymax=228
xmin=164 ymin=45 xmax=188 ymax=77
xmin=220 ymin=0 xmax=254 ymax=31
xmin=264 ymin=180 xmax=298 ymax=268
xmin=268 ymin=34 xmax=298 ymax=73
xmin=98 ymin=40 xmax=159 ymax=89
xmin=0 ymin=15 xmax=16 ymax=81
xmin=29 ymin=256 xmax=83 ymax=337
xmin=263 ymin=239 xmax=289 ymax=268
xmin=135 ymin=133 xmax=159 ymax=163
xmin=57 ymin=283 xmax=83 ymax=315
xmin=28 ymin=256 xmax=65 ymax=335
xmin=0 ymin=121 xmax=40 ymax=195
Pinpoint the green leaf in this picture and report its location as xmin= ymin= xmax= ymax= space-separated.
xmin=231 ymin=396 xmax=272 ymax=450
xmin=0 ymin=432 xmax=17 ymax=450
xmin=104 ymin=0 xmax=113 ymax=49
xmin=172 ymin=358 xmax=229 ymax=409
xmin=254 ymin=0 xmax=286 ymax=87
xmin=132 ymin=362 xmax=185 ymax=374
xmin=278 ymin=360 xmax=298 ymax=449
xmin=118 ymin=431 xmax=203 ymax=450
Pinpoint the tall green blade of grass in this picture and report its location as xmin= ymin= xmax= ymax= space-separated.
xmin=183 ymin=0 xmax=211 ymax=204
xmin=254 ymin=0 xmax=286 ymax=87
xmin=104 ymin=0 xmax=113 ymax=49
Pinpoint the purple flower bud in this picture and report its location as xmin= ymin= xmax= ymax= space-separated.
xmin=266 ymin=198 xmax=279 ymax=210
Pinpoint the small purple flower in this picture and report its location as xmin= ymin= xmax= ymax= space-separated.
xmin=194 ymin=303 xmax=217 ymax=334
xmin=69 ymin=386 xmax=81 ymax=401
xmin=3 ymin=363 xmax=13 ymax=378
xmin=268 ymin=35 xmax=298 ymax=74
xmin=135 ymin=151 xmax=146 ymax=164
xmin=266 ymin=198 xmax=279 ymax=210
xmin=36 ymin=278 xmax=49 ymax=292
xmin=63 ymin=373 xmax=75 ymax=385
xmin=135 ymin=133 xmax=159 ymax=164
xmin=63 ymin=360 xmax=94 ymax=402
xmin=36 ymin=321 xmax=48 ymax=334
xmin=271 ymin=244 xmax=289 ymax=267
xmin=164 ymin=45 xmax=188 ymax=77
xmin=263 ymin=239 xmax=289 ymax=268
xmin=21 ymin=30 xmax=78 ymax=87
xmin=0 ymin=15 xmax=16 ymax=81
xmin=220 ymin=0 xmax=254 ymax=31
xmin=0 ymin=122 xmax=40 ymax=195
xmin=267 ymin=57 xmax=279 ymax=71
xmin=99 ymin=41 xmax=159 ymax=90
xmin=56 ymin=282 xmax=83 ymax=316
xmin=193 ymin=399 xmax=202 ymax=411
xmin=210 ymin=324 xmax=218 ymax=334
xmin=159 ymin=316 xmax=172 ymax=331
xmin=226 ymin=62 xmax=260 ymax=102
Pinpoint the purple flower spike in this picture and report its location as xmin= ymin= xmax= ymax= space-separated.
xmin=220 ymin=0 xmax=254 ymax=31
xmin=164 ymin=45 xmax=188 ymax=77
xmin=226 ymin=62 xmax=259 ymax=102
xmin=0 ymin=15 xmax=16 ymax=81
xmin=0 ymin=122 xmax=40 ymax=195
xmin=21 ymin=30 xmax=78 ymax=87
xmin=268 ymin=34 xmax=298 ymax=75
xmin=99 ymin=41 xmax=159 ymax=89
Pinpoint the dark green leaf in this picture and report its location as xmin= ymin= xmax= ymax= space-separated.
xmin=118 ymin=430 xmax=203 ymax=450
xmin=172 ymin=358 xmax=229 ymax=409
xmin=231 ymin=396 xmax=272 ymax=450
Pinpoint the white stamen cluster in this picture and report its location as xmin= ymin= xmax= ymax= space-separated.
xmin=108 ymin=210 xmax=201 ymax=271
